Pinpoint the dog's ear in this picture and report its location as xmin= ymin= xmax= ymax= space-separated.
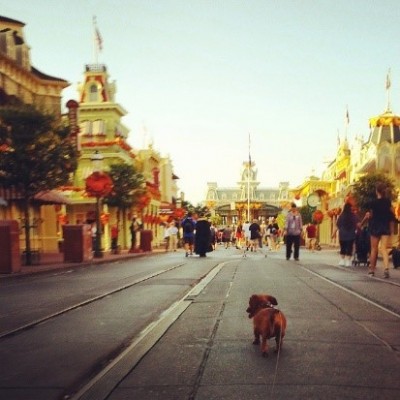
xmin=265 ymin=295 xmax=278 ymax=306
xmin=249 ymin=294 xmax=257 ymax=303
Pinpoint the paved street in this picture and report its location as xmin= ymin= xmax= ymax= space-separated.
xmin=105 ymin=246 xmax=400 ymax=400
xmin=1 ymin=245 xmax=399 ymax=400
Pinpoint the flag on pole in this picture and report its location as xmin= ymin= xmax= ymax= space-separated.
xmin=386 ymin=68 xmax=391 ymax=90
xmin=345 ymin=107 xmax=350 ymax=125
xmin=93 ymin=16 xmax=103 ymax=52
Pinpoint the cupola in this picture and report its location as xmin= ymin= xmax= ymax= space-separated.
xmin=369 ymin=110 xmax=400 ymax=145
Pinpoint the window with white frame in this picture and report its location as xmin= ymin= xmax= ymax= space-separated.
xmin=92 ymin=120 xmax=105 ymax=135
xmin=79 ymin=121 xmax=92 ymax=135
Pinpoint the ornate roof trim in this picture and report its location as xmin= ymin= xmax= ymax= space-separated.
xmin=0 ymin=16 xmax=25 ymax=27
xmin=31 ymin=66 xmax=68 ymax=84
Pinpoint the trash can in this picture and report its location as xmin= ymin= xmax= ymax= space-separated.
xmin=0 ymin=220 xmax=21 ymax=273
xmin=63 ymin=224 xmax=93 ymax=263
xmin=140 ymin=230 xmax=153 ymax=252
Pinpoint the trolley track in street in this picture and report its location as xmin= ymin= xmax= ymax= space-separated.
xmin=67 ymin=261 xmax=229 ymax=400
xmin=0 ymin=262 xmax=187 ymax=340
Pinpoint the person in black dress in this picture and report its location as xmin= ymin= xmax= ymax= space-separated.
xmin=194 ymin=214 xmax=211 ymax=257
xmin=364 ymin=182 xmax=395 ymax=278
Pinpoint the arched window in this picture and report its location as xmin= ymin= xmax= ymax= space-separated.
xmin=89 ymin=84 xmax=98 ymax=102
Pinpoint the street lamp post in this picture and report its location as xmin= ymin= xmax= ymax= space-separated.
xmin=85 ymin=151 xmax=113 ymax=258
xmin=91 ymin=151 xmax=104 ymax=258
xmin=94 ymin=194 xmax=103 ymax=258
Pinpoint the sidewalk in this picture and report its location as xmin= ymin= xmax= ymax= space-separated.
xmin=2 ymin=245 xmax=400 ymax=283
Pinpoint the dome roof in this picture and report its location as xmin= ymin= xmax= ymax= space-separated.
xmin=369 ymin=111 xmax=400 ymax=145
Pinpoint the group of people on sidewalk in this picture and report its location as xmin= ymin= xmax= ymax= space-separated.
xmin=284 ymin=181 xmax=395 ymax=279
xmin=163 ymin=181 xmax=395 ymax=279
xmin=332 ymin=181 xmax=395 ymax=278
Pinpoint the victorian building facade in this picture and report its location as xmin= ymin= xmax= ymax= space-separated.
xmin=0 ymin=15 xmax=70 ymax=253
xmin=0 ymin=16 xmax=68 ymax=117
xmin=60 ymin=63 xmax=179 ymax=250
xmin=205 ymin=159 xmax=289 ymax=224
xmin=301 ymin=100 xmax=400 ymax=245
xmin=0 ymin=14 xmax=180 ymax=254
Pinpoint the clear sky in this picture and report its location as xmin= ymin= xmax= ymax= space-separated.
xmin=2 ymin=0 xmax=400 ymax=204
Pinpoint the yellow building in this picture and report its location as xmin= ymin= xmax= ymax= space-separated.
xmin=0 ymin=15 xmax=68 ymax=117
xmin=61 ymin=63 xmax=180 ymax=251
xmin=60 ymin=62 xmax=139 ymax=251
xmin=317 ymin=104 xmax=400 ymax=245
xmin=0 ymin=15 xmax=178 ymax=255
xmin=0 ymin=15 xmax=70 ymax=254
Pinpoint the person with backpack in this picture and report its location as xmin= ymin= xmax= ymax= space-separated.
xmin=181 ymin=212 xmax=196 ymax=257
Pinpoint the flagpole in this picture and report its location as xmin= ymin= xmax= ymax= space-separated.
xmin=386 ymin=68 xmax=391 ymax=112
xmin=247 ymin=134 xmax=251 ymax=221
xmin=345 ymin=106 xmax=349 ymax=140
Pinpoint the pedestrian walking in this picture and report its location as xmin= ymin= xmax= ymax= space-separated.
xmin=266 ymin=217 xmax=279 ymax=250
xmin=249 ymin=219 xmax=262 ymax=251
xmin=284 ymin=203 xmax=303 ymax=261
xmin=163 ymin=224 xmax=170 ymax=251
xmin=222 ymin=225 xmax=233 ymax=248
xmin=210 ymin=222 xmax=217 ymax=250
xmin=235 ymin=223 xmax=243 ymax=249
xmin=194 ymin=214 xmax=212 ymax=257
xmin=181 ymin=212 xmax=196 ymax=257
xmin=332 ymin=203 xmax=358 ymax=266
xmin=166 ymin=221 xmax=178 ymax=252
xmin=306 ymin=222 xmax=317 ymax=252
xmin=363 ymin=182 xmax=396 ymax=278
xmin=242 ymin=220 xmax=251 ymax=249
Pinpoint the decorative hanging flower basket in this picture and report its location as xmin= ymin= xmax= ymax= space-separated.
xmin=85 ymin=171 xmax=113 ymax=197
xmin=313 ymin=210 xmax=324 ymax=224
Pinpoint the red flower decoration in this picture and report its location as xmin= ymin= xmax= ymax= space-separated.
xmin=85 ymin=171 xmax=113 ymax=197
xmin=313 ymin=210 xmax=324 ymax=224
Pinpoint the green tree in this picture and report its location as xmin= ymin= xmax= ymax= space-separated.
xmin=299 ymin=205 xmax=314 ymax=225
xmin=104 ymin=162 xmax=145 ymax=248
xmin=352 ymin=172 xmax=396 ymax=213
xmin=0 ymin=104 xmax=78 ymax=265
xmin=210 ymin=214 xmax=222 ymax=227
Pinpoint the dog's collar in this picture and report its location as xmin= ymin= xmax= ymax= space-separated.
xmin=260 ymin=302 xmax=274 ymax=309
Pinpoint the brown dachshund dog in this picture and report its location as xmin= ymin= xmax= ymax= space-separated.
xmin=246 ymin=294 xmax=287 ymax=357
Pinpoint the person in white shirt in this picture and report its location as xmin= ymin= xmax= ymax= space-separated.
xmin=167 ymin=221 xmax=179 ymax=252
xmin=242 ymin=220 xmax=251 ymax=249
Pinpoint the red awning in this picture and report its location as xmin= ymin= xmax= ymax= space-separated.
xmin=335 ymin=170 xmax=346 ymax=180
